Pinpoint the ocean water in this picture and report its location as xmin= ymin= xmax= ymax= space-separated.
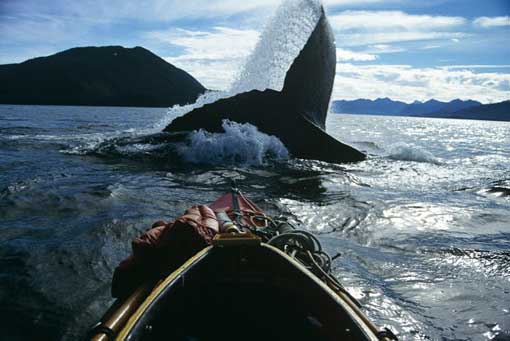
xmin=0 ymin=104 xmax=508 ymax=340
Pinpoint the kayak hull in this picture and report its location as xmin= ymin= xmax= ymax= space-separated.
xmin=116 ymin=242 xmax=378 ymax=341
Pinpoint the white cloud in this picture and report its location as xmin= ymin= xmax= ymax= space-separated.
xmin=147 ymin=27 xmax=259 ymax=61
xmin=421 ymin=44 xmax=441 ymax=50
xmin=333 ymin=63 xmax=510 ymax=103
xmin=164 ymin=58 xmax=239 ymax=90
xmin=330 ymin=11 xmax=465 ymax=31
xmin=331 ymin=10 xmax=467 ymax=47
xmin=440 ymin=65 xmax=510 ymax=70
xmin=324 ymin=0 xmax=390 ymax=5
xmin=2 ymin=0 xmax=278 ymax=23
xmin=0 ymin=13 xmax=95 ymax=44
xmin=367 ymin=44 xmax=406 ymax=53
xmin=0 ymin=0 xmax=276 ymax=63
xmin=337 ymin=31 xmax=467 ymax=46
xmin=154 ymin=27 xmax=260 ymax=90
xmin=473 ymin=16 xmax=510 ymax=28
xmin=336 ymin=48 xmax=377 ymax=61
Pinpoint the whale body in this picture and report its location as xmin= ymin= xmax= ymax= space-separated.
xmin=164 ymin=8 xmax=366 ymax=164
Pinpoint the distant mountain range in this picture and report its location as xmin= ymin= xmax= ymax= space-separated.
xmin=445 ymin=100 xmax=510 ymax=121
xmin=331 ymin=98 xmax=509 ymax=122
xmin=0 ymin=46 xmax=206 ymax=107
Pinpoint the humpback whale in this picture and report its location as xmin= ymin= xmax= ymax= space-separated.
xmin=164 ymin=5 xmax=366 ymax=164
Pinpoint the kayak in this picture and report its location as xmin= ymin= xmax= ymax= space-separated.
xmin=90 ymin=186 xmax=397 ymax=341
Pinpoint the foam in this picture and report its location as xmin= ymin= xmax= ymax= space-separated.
xmin=387 ymin=143 xmax=441 ymax=164
xmin=155 ymin=90 xmax=230 ymax=131
xmin=175 ymin=120 xmax=289 ymax=165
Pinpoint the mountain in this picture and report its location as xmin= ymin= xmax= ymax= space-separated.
xmin=331 ymin=98 xmax=407 ymax=115
xmin=401 ymin=99 xmax=482 ymax=116
xmin=331 ymin=98 xmax=493 ymax=119
xmin=400 ymin=99 xmax=447 ymax=116
xmin=0 ymin=46 xmax=206 ymax=107
xmin=445 ymin=101 xmax=510 ymax=121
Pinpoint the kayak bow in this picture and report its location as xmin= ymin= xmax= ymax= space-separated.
xmin=90 ymin=188 xmax=397 ymax=341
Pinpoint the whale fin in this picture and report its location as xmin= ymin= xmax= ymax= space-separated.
xmin=280 ymin=7 xmax=336 ymax=130
xmin=164 ymin=9 xmax=366 ymax=164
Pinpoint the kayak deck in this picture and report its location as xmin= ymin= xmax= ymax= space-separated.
xmin=117 ymin=242 xmax=377 ymax=341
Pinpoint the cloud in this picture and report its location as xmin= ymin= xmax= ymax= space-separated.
xmin=366 ymin=44 xmax=405 ymax=53
xmin=473 ymin=16 xmax=510 ymax=28
xmin=0 ymin=0 xmax=275 ymax=63
xmin=330 ymin=11 xmax=465 ymax=31
xmin=164 ymin=58 xmax=239 ymax=90
xmin=336 ymin=48 xmax=377 ymax=61
xmin=147 ymin=27 xmax=259 ymax=61
xmin=333 ymin=63 xmax=510 ymax=103
xmin=154 ymin=27 xmax=260 ymax=90
xmin=337 ymin=31 xmax=467 ymax=46
xmin=421 ymin=44 xmax=441 ymax=50
xmin=0 ymin=13 xmax=95 ymax=44
xmin=1 ymin=0 xmax=278 ymax=23
xmin=440 ymin=65 xmax=510 ymax=70
xmin=324 ymin=0 xmax=392 ymax=5
xmin=331 ymin=10 xmax=467 ymax=47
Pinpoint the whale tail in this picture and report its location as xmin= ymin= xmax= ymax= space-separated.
xmin=281 ymin=7 xmax=336 ymax=131
xmin=164 ymin=6 xmax=366 ymax=164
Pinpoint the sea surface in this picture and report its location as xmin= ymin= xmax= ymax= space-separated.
xmin=0 ymin=104 xmax=509 ymax=340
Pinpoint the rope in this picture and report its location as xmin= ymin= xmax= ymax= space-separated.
xmin=267 ymin=230 xmax=332 ymax=276
xmin=225 ymin=183 xmax=395 ymax=340
xmin=229 ymin=207 xmax=335 ymax=279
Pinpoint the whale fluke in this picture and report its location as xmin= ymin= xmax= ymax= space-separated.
xmin=164 ymin=7 xmax=366 ymax=164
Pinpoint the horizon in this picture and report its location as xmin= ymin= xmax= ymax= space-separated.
xmin=1 ymin=0 xmax=509 ymax=104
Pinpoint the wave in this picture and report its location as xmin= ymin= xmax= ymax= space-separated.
xmin=76 ymin=123 xmax=113 ymax=130
xmin=454 ymin=178 xmax=510 ymax=200
xmin=479 ymin=179 xmax=510 ymax=199
xmin=387 ymin=143 xmax=440 ymax=164
xmin=0 ymin=126 xmax=50 ymax=136
xmin=427 ymin=247 xmax=510 ymax=280
xmin=0 ymin=177 xmax=42 ymax=198
xmin=65 ymin=120 xmax=288 ymax=167
xmin=175 ymin=120 xmax=289 ymax=166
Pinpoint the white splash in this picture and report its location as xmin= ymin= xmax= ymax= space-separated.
xmin=154 ymin=90 xmax=229 ymax=131
xmin=387 ymin=143 xmax=440 ymax=164
xmin=175 ymin=120 xmax=289 ymax=165
xmin=230 ymin=0 xmax=322 ymax=93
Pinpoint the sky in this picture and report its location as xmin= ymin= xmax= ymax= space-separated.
xmin=1 ymin=0 xmax=509 ymax=103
